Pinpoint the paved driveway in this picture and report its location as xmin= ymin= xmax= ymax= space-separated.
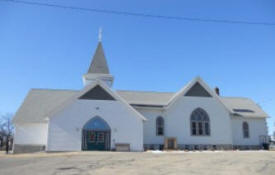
xmin=1 ymin=151 xmax=275 ymax=175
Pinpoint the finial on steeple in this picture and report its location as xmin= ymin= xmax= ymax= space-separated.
xmin=98 ymin=27 xmax=102 ymax=42
xmin=87 ymin=35 xmax=109 ymax=74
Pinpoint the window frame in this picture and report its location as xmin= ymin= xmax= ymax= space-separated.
xmin=242 ymin=121 xmax=250 ymax=138
xmin=156 ymin=116 xmax=164 ymax=136
xmin=190 ymin=108 xmax=211 ymax=136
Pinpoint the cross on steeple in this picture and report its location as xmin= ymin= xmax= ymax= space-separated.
xmin=98 ymin=27 xmax=102 ymax=42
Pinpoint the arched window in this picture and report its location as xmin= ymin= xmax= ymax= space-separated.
xmin=156 ymin=116 xmax=164 ymax=136
xmin=243 ymin=122 xmax=249 ymax=138
xmin=83 ymin=116 xmax=111 ymax=131
xmin=190 ymin=108 xmax=210 ymax=136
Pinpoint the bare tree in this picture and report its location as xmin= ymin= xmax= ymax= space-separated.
xmin=0 ymin=113 xmax=14 ymax=154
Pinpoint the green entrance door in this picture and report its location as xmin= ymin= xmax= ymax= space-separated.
xmin=83 ymin=130 xmax=110 ymax=150
xmin=82 ymin=117 xmax=111 ymax=151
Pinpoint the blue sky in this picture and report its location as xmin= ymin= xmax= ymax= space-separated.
xmin=0 ymin=0 xmax=275 ymax=134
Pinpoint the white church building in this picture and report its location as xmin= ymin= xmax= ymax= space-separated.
xmin=12 ymin=38 xmax=269 ymax=153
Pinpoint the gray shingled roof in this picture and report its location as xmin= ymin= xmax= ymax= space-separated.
xmin=13 ymin=89 xmax=77 ymax=123
xmin=117 ymin=90 xmax=174 ymax=106
xmin=88 ymin=42 xmax=110 ymax=74
xmin=221 ymin=97 xmax=268 ymax=118
xmin=13 ymin=89 xmax=268 ymax=123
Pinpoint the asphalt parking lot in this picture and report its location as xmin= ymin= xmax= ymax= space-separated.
xmin=1 ymin=151 xmax=275 ymax=175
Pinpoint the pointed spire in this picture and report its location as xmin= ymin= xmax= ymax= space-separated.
xmin=87 ymin=29 xmax=110 ymax=74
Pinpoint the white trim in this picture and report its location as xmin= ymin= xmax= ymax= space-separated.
xmin=12 ymin=89 xmax=33 ymax=124
xmin=99 ymin=81 xmax=147 ymax=121
xmin=46 ymin=80 xmax=147 ymax=121
xmin=165 ymin=76 xmax=232 ymax=114
xmin=165 ymin=77 xmax=268 ymax=119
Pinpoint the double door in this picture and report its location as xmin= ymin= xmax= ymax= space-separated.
xmin=82 ymin=130 xmax=110 ymax=151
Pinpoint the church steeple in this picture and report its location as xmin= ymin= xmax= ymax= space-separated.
xmin=83 ymin=29 xmax=114 ymax=87
xmin=87 ymin=42 xmax=110 ymax=74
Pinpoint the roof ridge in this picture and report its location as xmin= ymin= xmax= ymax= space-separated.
xmin=221 ymin=96 xmax=250 ymax=100
xmin=116 ymin=90 xmax=174 ymax=94
xmin=31 ymin=88 xmax=79 ymax=92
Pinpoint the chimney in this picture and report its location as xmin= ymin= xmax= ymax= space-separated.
xmin=214 ymin=87 xmax=220 ymax=96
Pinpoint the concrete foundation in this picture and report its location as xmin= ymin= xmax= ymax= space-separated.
xmin=13 ymin=144 xmax=45 ymax=154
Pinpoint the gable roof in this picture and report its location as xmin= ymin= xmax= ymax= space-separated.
xmin=185 ymin=82 xmax=212 ymax=97
xmin=13 ymin=81 xmax=147 ymax=124
xmin=12 ymin=89 xmax=77 ymax=123
xmin=164 ymin=76 xmax=268 ymax=118
xmin=221 ymin=97 xmax=268 ymax=118
xmin=117 ymin=91 xmax=268 ymax=118
xmin=166 ymin=76 xmax=223 ymax=108
xmin=88 ymin=42 xmax=109 ymax=74
xmin=13 ymin=77 xmax=268 ymax=123
xmin=116 ymin=90 xmax=174 ymax=106
xmin=47 ymin=80 xmax=147 ymax=121
xmin=79 ymin=85 xmax=115 ymax=100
